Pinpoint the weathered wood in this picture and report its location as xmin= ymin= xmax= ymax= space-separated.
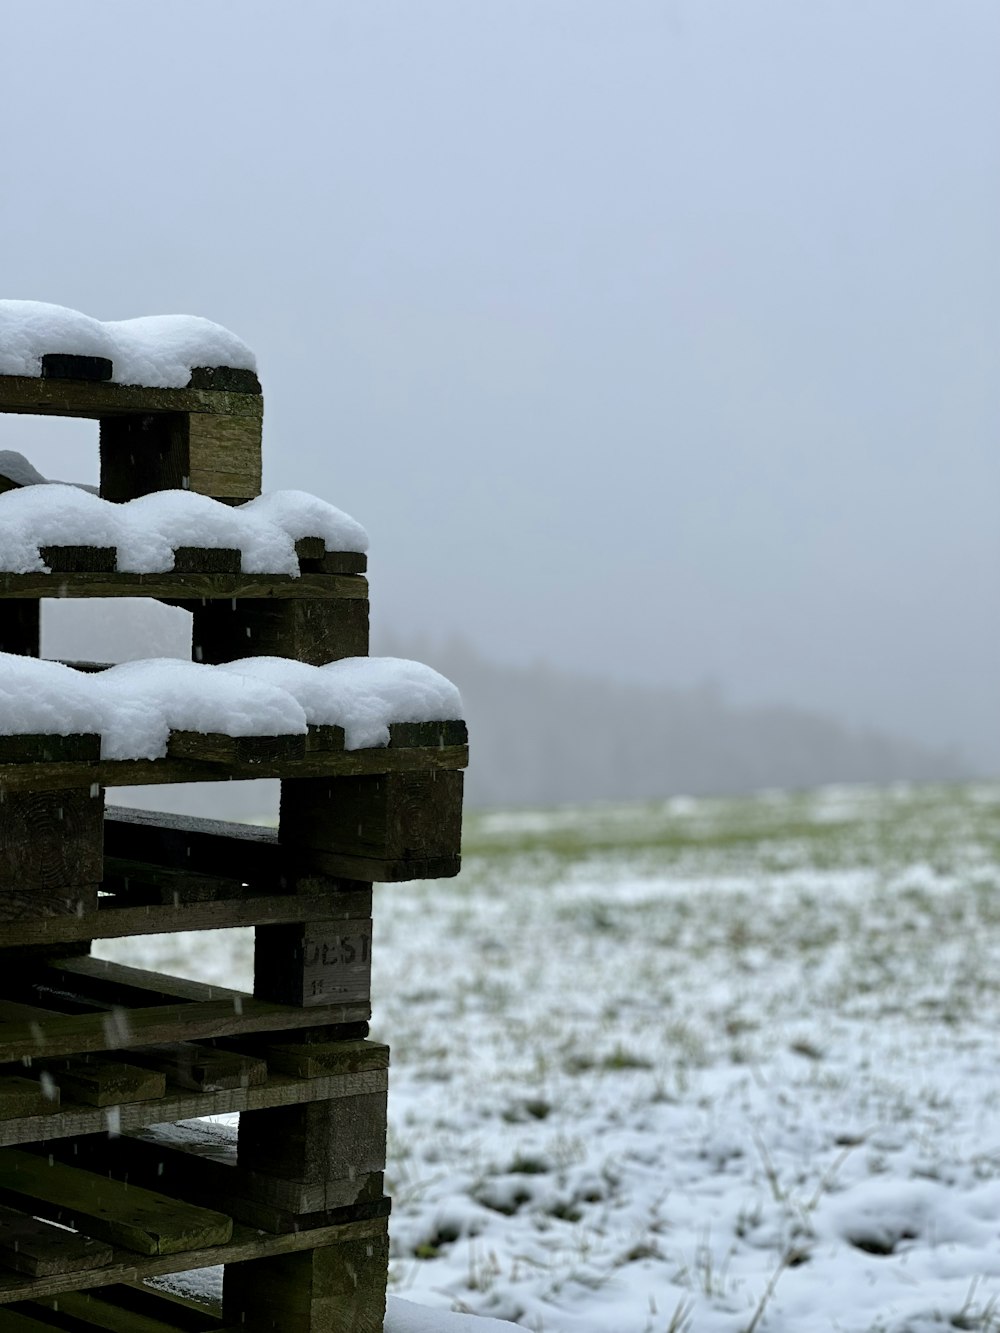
xmin=223 ymin=1230 xmax=389 ymax=1333
xmin=171 ymin=547 xmax=241 ymax=575
xmin=0 ymin=1149 xmax=232 ymax=1256
xmin=0 ymin=991 xmax=370 ymax=1064
xmin=0 ymin=1076 xmax=60 ymax=1121
xmin=0 ymin=785 xmax=103 ymax=922
xmin=61 ymin=1281 xmax=228 ymax=1330
xmin=0 ymin=890 xmax=373 ymax=950
xmin=254 ymin=921 xmax=372 ymax=1008
xmin=0 ymin=1068 xmax=386 ymax=1151
xmin=190 ymin=597 xmax=369 ymax=666
xmin=237 ymin=1094 xmax=388 ymax=1202
xmin=76 ymin=1124 xmax=384 ymax=1234
xmin=0 ymin=1204 xmax=112 ymax=1277
xmin=0 ymin=735 xmax=100 ymax=766
xmin=100 ymin=409 xmax=264 ymax=504
xmin=40 ymin=354 xmax=112 ymax=383
xmin=39 ymin=546 xmax=116 ymax=573
xmin=0 ymin=1214 xmax=386 ymax=1305
xmin=0 ymin=571 xmax=366 ymax=600
xmin=125 ymin=1042 xmax=267 ymax=1093
xmin=294 ymin=540 xmax=367 ymax=576
xmin=37 ymin=1058 xmax=165 ymax=1108
xmin=167 ymin=731 xmax=306 ymax=768
xmin=0 ymin=602 xmax=39 ymax=656
xmin=279 ymin=770 xmax=464 ymax=880
xmin=104 ymin=806 xmax=280 ymax=879
xmin=0 ymin=739 xmax=467 ymax=793
xmin=251 ymin=1038 xmax=388 ymax=1081
xmin=187 ymin=365 xmax=262 ymax=394
xmin=0 ymin=374 xmax=263 ymax=420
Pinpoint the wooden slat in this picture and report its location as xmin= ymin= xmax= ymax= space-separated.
xmin=70 ymin=1125 xmax=384 ymax=1234
xmin=0 ymin=1149 xmax=232 ymax=1256
xmin=0 ymin=1077 xmax=60 ymax=1121
xmin=0 ymin=1204 xmax=112 ymax=1276
xmin=37 ymin=1058 xmax=165 ymax=1108
xmin=166 ymin=731 xmax=306 ymax=768
xmin=0 ymin=1214 xmax=387 ymax=1305
xmin=0 ymin=572 xmax=366 ymax=600
xmin=241 ymin=1038 xmax=388 ymax=1081
xmin=125 ymin=1043 xmax=267 ymax=1093
xmin=104 ymin=807 xmax=279 ymax=876
xmin=0 ymin=1067 xmax=386 ymax=1150
xmin=0 ymin=995 xmax=370 ymax=1064
xmin=0 ymin=375 xmax=263 ymax=419
xmin=0 ymin=890 xmax=373 ymax=950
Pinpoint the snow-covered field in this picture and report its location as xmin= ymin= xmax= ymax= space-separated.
xmin=100 ymin=782 xmax=1000 ymax=1332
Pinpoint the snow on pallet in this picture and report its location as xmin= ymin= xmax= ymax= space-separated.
xmin=0 ymin=302 xmax=467 ymax=1330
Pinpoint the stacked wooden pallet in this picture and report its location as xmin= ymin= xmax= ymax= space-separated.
xmin=0 ymin=348 xmax=467 ymax=1330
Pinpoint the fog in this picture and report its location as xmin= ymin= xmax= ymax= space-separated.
xmin=3 ymin=2 xmax=999 ymax=771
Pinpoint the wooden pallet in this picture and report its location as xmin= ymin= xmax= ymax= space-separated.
xmin=0 ymin=353 xmax=466 ymax=1330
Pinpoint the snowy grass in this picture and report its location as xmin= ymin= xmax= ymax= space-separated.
xmin=99 ymin=781 xmax=1000 ymax=1332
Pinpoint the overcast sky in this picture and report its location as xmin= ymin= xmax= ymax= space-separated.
xmin=2 ymin=1 xmax=998 ymax=765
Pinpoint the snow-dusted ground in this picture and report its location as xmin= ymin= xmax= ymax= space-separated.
xmin=100 ymin=782 xmax=1000 ymax=1332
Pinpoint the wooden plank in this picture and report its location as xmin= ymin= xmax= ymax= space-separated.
xmin=83 ymin=1282 xmax=228 ymax=1330
xmin=101 ymin=857 xmax=248 ymax=904
xmin=0 ymin=1204 xmax=112 ymax=1276
xmin=0 ymin=890 xmax=373 ymax=950
xmin=0 ymin=993 xmax=371 ymax=1063
xmin=39 ymin=546 xmax=116 ymax=573
xmin=40 ymin=353 xmax=112 ymax=383
xmin=254 ymin=921 xmax=372 ymax=1008
xmin=0 ymin=1077 xmax=60 ymax=1121
xmin=0 ymin=374 xmax=263 ymax=420
xmin=166 ymin=731 xmax=306 ymax=768
xmin=249 ymin=1038 xmax=388 ymax=1081
xmin=0 ymin=1214 xmax=387 ymax=1306
xmin=0 ymin=742 xmax=467 ymax=793
xmin=125 ymin=1043 xmax=267 ymax=1093
xmin=37 ymin=1058 xmax=165 ymax=1108
xmin=0 ymin=1068 xmax=386 ymax=1151
xmin=73 ymin=1125 xmax=384 ymax=1233
xmin=190 ymin=597 xmax=368 ymax=666
xmin=42 ymin=956 xmax=249 ymax=1007
xmin=0 ymin=572 xmax=366 ymax=600
xmin=104 ymin=806 xmax=279 ymax=878
xmin=0 ymin=1149 xmax=232 ymax=1256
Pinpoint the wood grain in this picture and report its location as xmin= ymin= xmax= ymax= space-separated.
xmin=0 ymin=1204 xmax=112 ymax=1276
xmin=0 ymin=1148 xmax=232 ymax=1256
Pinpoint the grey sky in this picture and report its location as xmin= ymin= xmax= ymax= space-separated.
xmin=2 ymin=2 xmax=999 ymax=764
